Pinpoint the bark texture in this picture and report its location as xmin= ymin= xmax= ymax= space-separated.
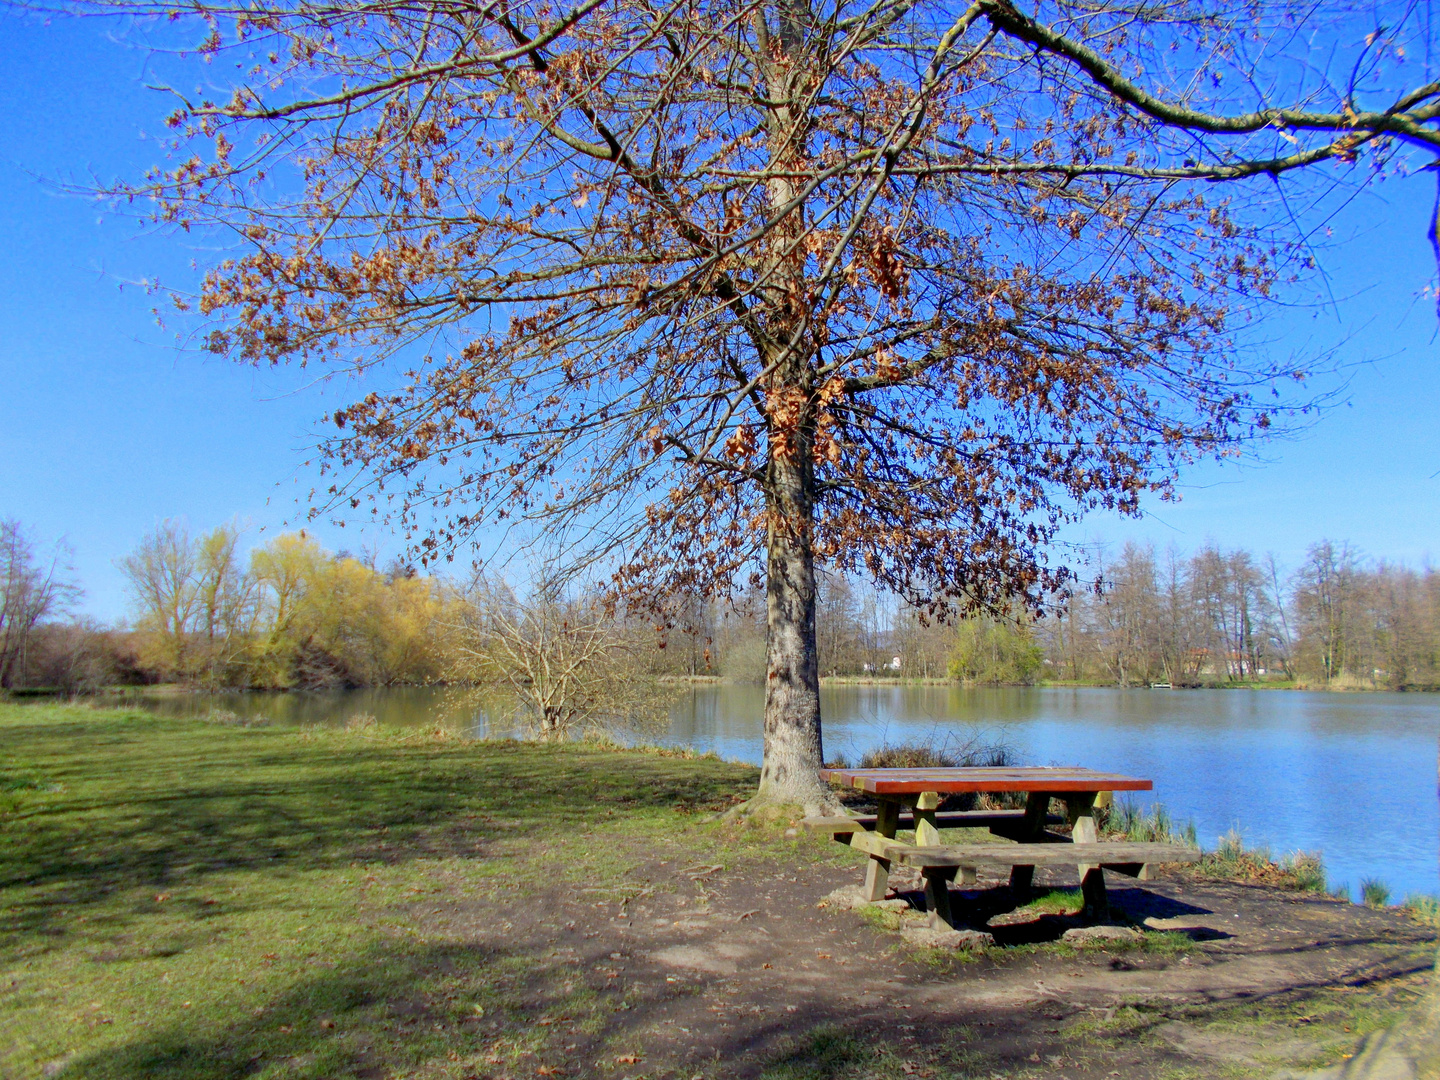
xmin=747 ymin=453 xmax=838 ymax=815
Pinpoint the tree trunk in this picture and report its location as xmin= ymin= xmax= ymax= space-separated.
xmin=739 ymin=451 xmax=839 ymax=817
xmin=730 ymin=14 xmax=838 ymax=819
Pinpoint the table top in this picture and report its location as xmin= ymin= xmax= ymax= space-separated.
xmin=818 ymin=766 xmax=1153 ymax=795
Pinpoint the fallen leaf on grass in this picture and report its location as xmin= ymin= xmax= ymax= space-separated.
xmin=536 ymin=1067 xmax=563 ymax=1076
xmin=615 ymin=1054 xmax=642 ymax=1064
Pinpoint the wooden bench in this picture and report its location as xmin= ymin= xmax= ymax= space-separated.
xmin=808 ymin=767 xmax=1198 ymax=928
xmin=826 ymin=828 xmax=1199 ymax=925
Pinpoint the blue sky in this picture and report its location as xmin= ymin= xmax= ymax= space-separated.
xmin=2 ymin=11 xmax=1437 ymax=622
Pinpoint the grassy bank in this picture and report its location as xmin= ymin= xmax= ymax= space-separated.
xmin=0 ymin=703 xmax=777 ymax=1079
xmin=2 ymin=703 xmax=1432 ymax=1080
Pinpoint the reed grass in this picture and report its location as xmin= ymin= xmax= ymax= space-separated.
xmin=1196 ymin=829 xmax=1329 ymax=893
xmin=1101 ymin=799 xmax=1197 ymax=846
xmin=1402 ymin=895 xmax=1440 ymax=926
xmin=1360 ymin=879 xmax=1392 ymax=908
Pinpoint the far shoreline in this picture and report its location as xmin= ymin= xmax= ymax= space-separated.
xmin=11 ymin=677 xmax=1436 ymax=699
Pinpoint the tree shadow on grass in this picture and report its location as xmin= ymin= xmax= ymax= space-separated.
xmin=44 ymin=938 xmax=899 ymax=1080
xmin=0 ymin=719 xmax=754 ymax=953
xmin=48 ymin=941 xmax=1009 ymax=1080
xmin=46 ymin=939 xmax=528 ymax=1080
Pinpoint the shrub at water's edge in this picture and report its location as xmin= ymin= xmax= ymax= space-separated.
xmin=1403 ymin=895 xmax=1440 ymax=926
xmin=1100 ymin=798 xmax=1198 ymax=846
xmin=1187 ymin=829 xmax=1330 ymax=893
xmin=1096 ymin=802 xmax=1340 ymax=894
xmin=1362 ymin=878 xmax=1394 ymax=909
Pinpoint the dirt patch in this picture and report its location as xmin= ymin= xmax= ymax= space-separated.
xmin=400 ymin=839 xmax=1437 ymax=1079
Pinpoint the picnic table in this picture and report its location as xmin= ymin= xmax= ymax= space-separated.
xmin=804 ymin=766 xmax=1200 ymax=927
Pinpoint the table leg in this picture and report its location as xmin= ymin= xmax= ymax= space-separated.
xmin=923 ymin=866 xmax=959 ymax=928
xmin=1008 ymin=791 xmax=1050 ymax=900
xmin=862 ymin=797 xmax=902 ymax=901
xmin=912 ymin=790 xmax=955 ymax=924
xmin=1064 ymin=792 xmax=1108 ymax=922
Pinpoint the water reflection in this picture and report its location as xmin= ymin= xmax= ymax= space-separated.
xmin=135 ymin=683 xmax=1438 ymax=900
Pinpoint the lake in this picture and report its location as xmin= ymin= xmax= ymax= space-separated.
xmin=135 ymin=683 xmax=1439 ymax=901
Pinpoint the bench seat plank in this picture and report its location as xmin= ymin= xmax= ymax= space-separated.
xmin=842 ymin=830 xmax=1198 ymax=868
xmin=894 ymin=840 xmax=1200 ymax=868
xmin=802 ymin=810 xmax=1063 ymax=834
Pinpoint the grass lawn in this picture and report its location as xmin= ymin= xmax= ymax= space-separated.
xmin=3 ymin=702 xmax=1433 ymax=1080
xmin=0 ymin=702 xmax=774 ymax=1080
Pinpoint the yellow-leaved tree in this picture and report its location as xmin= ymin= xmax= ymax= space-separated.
xmin=121 ymin=525 xmax=453 ymax=688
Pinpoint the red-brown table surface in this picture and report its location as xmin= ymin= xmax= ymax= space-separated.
xmin=817 ymin=766 xmax=1153 ymax=795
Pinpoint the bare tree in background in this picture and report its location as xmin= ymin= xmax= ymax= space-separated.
xmin=96 ymin=0 xmax=1440 ymax=810
xmin=0 ymin=520 xmax=81 ymax=689
xmin=454 ymin=572 xmax=671 ymax=740
xmin=1265 ymin=553 xmax=1296 ymax=681
xmin=1291 ymin=540 xmax=1362 ymax=685
xmin=1095 ymin=543 xmax=1161 ymax=687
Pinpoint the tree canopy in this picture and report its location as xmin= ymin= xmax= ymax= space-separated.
xmin=105 ymin=0 xmax=1440 ymax=807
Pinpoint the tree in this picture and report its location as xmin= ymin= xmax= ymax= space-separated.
xmin=1264 ymin=552 xmax=1296 ymax=681
xmin=1291 ymin=540 xmax=1362 ymax=684
xmin=657 ymin=587 xmax=719 ymax=676
xmin=0 ymin=520 xmax=81 ymax=689
xmin=192 ymin=524 xmax=262 ymax=679
xmin=815 ymin=569 xmax=861 ymax=676
xmin=108 ymin=0 xmax=1440 ymax=810
xmin=121 ymin=524 xmax=452 ymax=687
xmin=121 ymin=520 xmax=265 ymax=684
xmin=1157 ymin=546 xmax=1196 ymax=685
xmin=118 ymin=519 xmax=202 ymax=678
xmin=1095 ymin=542 xmax=1162 ymax=687
xmin=891 ymin=603 xmax=953 ymax=679
xmin=947 ymin=615 xmax=1043 ymax=684
xmin=454 ymin=571 xmax=669 ymax=740
xmin=1186 ymin=543 xmax=1276 ymax=681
